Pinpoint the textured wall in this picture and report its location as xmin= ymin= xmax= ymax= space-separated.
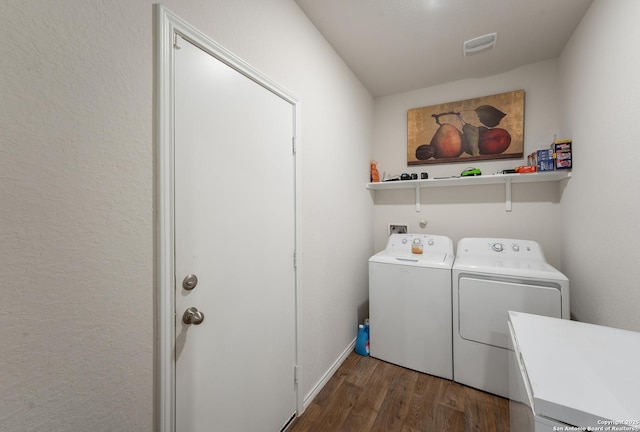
xmin=372 ymin=60 xmax=565 ymax=269
xmin=0 ymin=0 xmax=374 ymax=430
xmin=0 ymin=1 xmax=154 ymax=430
xmin=558 ymin=0 xmax=640 ymax=331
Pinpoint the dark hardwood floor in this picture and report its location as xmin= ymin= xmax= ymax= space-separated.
xmin=286 ymin=352 xmax=509 ymax=432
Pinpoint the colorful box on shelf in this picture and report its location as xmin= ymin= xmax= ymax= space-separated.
xmin=536 ymin=149 xmax=555 ymax=172
xmin=553 ymin=140 xmax=572 ymax=170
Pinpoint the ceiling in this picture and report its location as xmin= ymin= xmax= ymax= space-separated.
xmin=295 ymin=0 xmax=593 ymax=97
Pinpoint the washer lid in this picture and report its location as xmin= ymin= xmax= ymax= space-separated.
xmin=370 ymin=250 xmax=454 ymax=268
xmin=509 ymin=312 xmax=640 ymax=430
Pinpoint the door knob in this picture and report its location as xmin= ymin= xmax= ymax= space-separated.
xmin=182 ymin=307 xmax=205 ymax=325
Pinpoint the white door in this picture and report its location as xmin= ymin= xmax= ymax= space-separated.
xmin=174 ymin=36 xmax=297 ymax=432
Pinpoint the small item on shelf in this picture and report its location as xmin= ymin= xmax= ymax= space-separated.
xmin=370 ymin=160 xmax=380 ymax=182
xmin=515 ymin=166 xmax=537 ymax=174
xmin=421 ymin=172 xmax=429 ymax=179
xmin=461 ymin=167 xmax=482 ymax=177
xmin=400 ymin=173 xmax=411 ymax=180
xmin=536 ymin=149 xmax=555 ymax=172
xmin=382 ymin=173 xmax=400 ymax=181
xmin=553 ymin=140 xmax=572 ymax=170
xmin=410 ymin=173 xmax=418 ymax=180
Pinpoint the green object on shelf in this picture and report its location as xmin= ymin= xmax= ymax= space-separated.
xmin=461 ymin=167 xmax=482 ymax=177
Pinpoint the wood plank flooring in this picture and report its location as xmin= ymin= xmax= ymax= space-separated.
xmin=286 ymin=352 xmax=509 ymax=432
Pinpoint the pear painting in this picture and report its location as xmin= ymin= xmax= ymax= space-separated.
xmin=408 ymin=90 xmax=524 ymax=165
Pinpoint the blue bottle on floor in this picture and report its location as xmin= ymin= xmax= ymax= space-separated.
xmin=355 ymin=324 xmax=369 ymax=356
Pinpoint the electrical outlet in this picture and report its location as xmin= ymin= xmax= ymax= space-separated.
xmin=389 ymin=224 xmax=408 ymax=235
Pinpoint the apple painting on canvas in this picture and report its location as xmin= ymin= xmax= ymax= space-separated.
xmin=407 ymin=90 xmax=524 ymax=165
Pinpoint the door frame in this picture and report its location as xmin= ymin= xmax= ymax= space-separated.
xmin=154 ymin=6 xmax=302 ymax=431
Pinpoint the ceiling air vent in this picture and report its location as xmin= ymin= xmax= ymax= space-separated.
xmin=463 ymin=33 xmax=497 ymax=56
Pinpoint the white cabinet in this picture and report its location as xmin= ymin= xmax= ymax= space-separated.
xmin=508 ymin=311 xmax=640 ymax=432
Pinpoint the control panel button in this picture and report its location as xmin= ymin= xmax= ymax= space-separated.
xmin=491 ymin=243 xmax=504 ymax=252
xmin=512 ymin=244 xmax=520 ymax=252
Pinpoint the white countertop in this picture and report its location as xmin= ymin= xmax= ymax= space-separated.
xmin=509 ymin=311 xmax=640 ymax=430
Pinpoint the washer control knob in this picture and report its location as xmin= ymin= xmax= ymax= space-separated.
xmin=512 ymin=244 xmax=520 ymax=252
xmin=492 ymin=243 xmax=504 ymax=252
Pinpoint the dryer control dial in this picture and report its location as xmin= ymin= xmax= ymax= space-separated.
xmin=491 ymin=242 xmax=504 ymax=252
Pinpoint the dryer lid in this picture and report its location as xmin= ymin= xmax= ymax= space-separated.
xmin=453 ymin=256 xmax=568 ymax=281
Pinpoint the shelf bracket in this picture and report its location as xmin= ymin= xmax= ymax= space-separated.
xmin=505 ymin=178 xmax=512 ymax=212
xmin=415 ymin=185 xmax=421 ymax=212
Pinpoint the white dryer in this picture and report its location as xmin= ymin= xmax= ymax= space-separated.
xmin=369 ymin=233 xmax=454 ymax=379
xmin=452 ymin=238 xmax=569 ymax=398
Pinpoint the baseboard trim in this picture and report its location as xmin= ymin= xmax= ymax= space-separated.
xmin=302 ymin=338 xmax=356 ymax=411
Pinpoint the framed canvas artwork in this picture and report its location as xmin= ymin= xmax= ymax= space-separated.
xmin=407 ymin=90 xmax=524 ymax=165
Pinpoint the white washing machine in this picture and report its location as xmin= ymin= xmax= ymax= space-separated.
xmin=452 ymin=238 xmax=569 ymax=398
xmin=369 ymin=233 xmax=454 ymax=379
xmin=508 ymin=311 xmax=640 ymax=432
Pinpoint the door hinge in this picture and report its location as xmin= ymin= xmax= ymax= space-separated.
xmin=294 ymin=365 xmax=300 ymax=384
xmin=173 ymin=33 xmax=182 ymax=50
xmin=292 ymin=137 xmax=296 ymax=155
xmin=293 ymin=250 xmax=297 ymax=269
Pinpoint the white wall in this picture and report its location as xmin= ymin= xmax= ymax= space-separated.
xmin=372 ymin=60 xmax=566 ymax=268
xmin=0 ymin=1 xmax=373 ymax=430
xmin=558 ymin=0 xmax=640 ymax=331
